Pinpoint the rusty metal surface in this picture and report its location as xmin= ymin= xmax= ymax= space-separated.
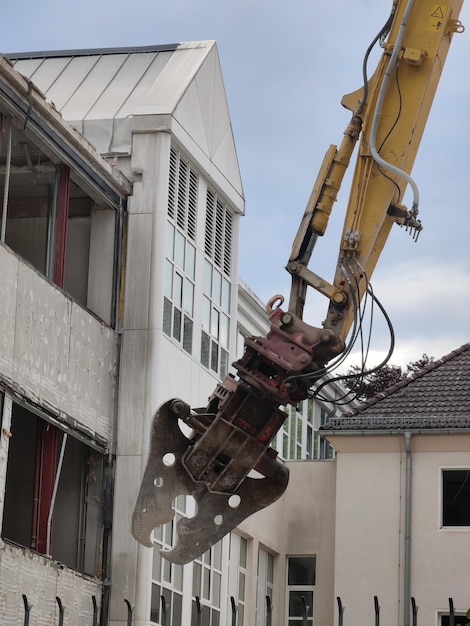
xmin=132 ymin=398 xmax=289 ymax=564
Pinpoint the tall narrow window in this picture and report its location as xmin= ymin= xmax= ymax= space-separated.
xmin=287 ymin=556 xmax=316 ymax=625
xmin=201 ymin=187 xmax=233 ymax=377
xmin=256 ymin=548 xmax=274 ymax=626
xmin=163 ymin=147 xmax=198 ymax=354
xmin=191 ymin=540 xmax=223 ymax=626
xmin=442 ymin=469 xmax=470 ymax=527
xmin=151 ymin=495 xmax=186 ymax=625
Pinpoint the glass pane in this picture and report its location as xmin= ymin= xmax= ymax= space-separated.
xmin=289 ymin=590 xmax=313 ymax=617
xmin=212 ymin=269 xmax=222 ymax=305
xmin=238 ymin=572 xmax=245 ymax=601
xmin=173 ymin=273 xmax=183 ymax=308
xmin=173 ymin=308 xmax=181 ymax=341
xmin=288 ymin=557 xmax=316 ymax=585
xmin=203 ymin=567 xmax=210 ymax=600
xmin=150 ymin=583 xmax=160 ymax=623
xmin=443 ymin=469 xmax=470 ymax=526
xmin=174 ymin=563 xmax=183 ymax=592
xmin=213 ymin=571 xmax=221 ymax=607
xmin=201 ymin=332 xmax=210 ymax=368
xmin=203 ymin=259 xmax=212 ymax=295
xmin=185 ymin=242 xmax=196 ymax=279
xmin=239 ymin=537 xmax=247 ymax=568
xmin=163 ymin=556 xmax=171 ymax=583
xmin=213 ymin=540 xmax=222 ymax=570
xmin=176 ymin=494 xmax=186 ymax=513
xmin=210 ymin=341 xmax=219 ymax=373
xmin=183 ymin=316 xmax=193 ymax=354
xmin=202 ymin=296 xmax=211 ymax=332
xmin=212 ymin=609 xmax=220 ymax=626
xmin=163 ymin=298 xmax=172 ymax=337
xmin=193 ymin=562 xmax=202 ymax=597
xmin=164 ymin=259 xmax=173 ymax=298
xmin=211 ymin=308 xmax=219 ymax=340
xmin=166 ymin=221 xmax=175 ymax=259
xmin=221 ymin=278 xmax=231 ymax=312
xmin=267 ymin=553 xmax=274 ymax=583
xmin=164 ymin=520 xmax=173 ymax=546
xmin=152 ymin=547 xmax=161 ymax=582
xmin=153 ymin=526 xmax=163 ymax=544
xmin=220 ymin=349 xmax=229 ymax=380
xmin=183 ymin=278 xmax=194 ymax=315
xmin=173 ymin=593 xmax=182 ymax=626
xmin=283 ymin=433 xmax=289 ymax=458
xmin=175 ymin=230 xmax=185 ymax=269
xmin=220 ymin=314 xmax=229 ymax=349
xmin=238 ymin=604 xmax=245 ymax=626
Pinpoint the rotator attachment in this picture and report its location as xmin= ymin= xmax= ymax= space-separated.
xmin=132 ymin=395 xmax=289 ymax=564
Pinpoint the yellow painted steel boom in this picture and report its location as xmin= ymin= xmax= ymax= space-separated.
xmin=132 ymin=0 xmax=465 ymax=564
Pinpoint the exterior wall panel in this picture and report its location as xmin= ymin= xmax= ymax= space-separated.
xmin=0 ymin=542 xmax=101 ymax=625
xmin=0 ymin=245 xmax=117 ymax=444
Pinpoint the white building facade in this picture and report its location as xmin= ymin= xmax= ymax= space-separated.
xmin=3 ymin=41 xmax=465 ymax=626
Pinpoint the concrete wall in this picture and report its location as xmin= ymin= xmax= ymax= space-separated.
xmin=0 ymin=541 xmax=101 ymax=626
xmin=240 ymin=460 xmax=337 ymax=626
xmin=0 ymin=244 xmax=117 ymax=443
xmin=329 ymin=433 xmax=470 ymax=625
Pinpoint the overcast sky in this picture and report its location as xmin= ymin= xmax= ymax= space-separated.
xmin=3 ymin=0 xmax=469 ymax=369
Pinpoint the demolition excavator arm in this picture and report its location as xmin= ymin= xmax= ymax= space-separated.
xmin=132 ymin=0 xmax=465 ymax=563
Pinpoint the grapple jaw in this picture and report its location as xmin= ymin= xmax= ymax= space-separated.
xmin=132 ymin=302 xmax=340 ymax=563
xmin=131 ymin=398 xmax=289 ymax=564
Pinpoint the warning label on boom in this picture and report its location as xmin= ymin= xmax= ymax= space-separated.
xmin=428 ymin=4 xmax=446 ymax=31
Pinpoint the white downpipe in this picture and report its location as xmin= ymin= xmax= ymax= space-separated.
xmin=404 ymin=431 xmax=413 ymax=626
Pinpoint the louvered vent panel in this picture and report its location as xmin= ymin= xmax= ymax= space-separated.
xmin=188 ymin=170 xmax=198 ymax=241
xmin=205 ymin=189 xmax=215 ymax=258
xmin=168 ymin=148 xmax=177 ymax=220
xmin=177 ymin=158 xmax=188 ymax=230
xmin=205 ymin=187 xmax=233 ymax=277
xmin=223 ymin=211 xmax=233 ymax=276
xmin=168 ymin=146 xmax=199 ymax=240
xmin=214 ymin=200 xmax=224 ymax=268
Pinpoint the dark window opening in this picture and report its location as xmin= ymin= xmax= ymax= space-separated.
xmin=1 ymin=115 xmax=119 ymax=326
xmin=442 ymin=469 xmax=470 ymax=527
xmin=287 ymin=556 xmax=316 ymax=625
xmin=441 ymin=616 xmax=468 ymax=626
xmin=2 ymin=403 xmax=104 ymax=576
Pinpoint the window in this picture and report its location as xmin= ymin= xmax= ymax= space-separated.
xmin=277 ymin=400 xmax=314 ymax=461
xmin=2 ymin=403 xmax=105 ymax=575
xmin=442 ymin=469 xmax=470 ymax=527
xmin=287 ymin=556 xmax=316 ymax=625
xmin=163 ymin=147 xmax=198 ymax=354
xmin=317 ymin=406 xmax=333 ymax=460
xmin=256 ymin=548 xmax=274 ymax=626
xmin=150 ymin=496 xmax=186 ymax=625
xmin=201 ymin=188 xmax=233 ymax=378
xmin=441 ymin=615 xmax=468 ymax=625
xmin=1 ymin=115 xmax=120 ymax=326
xmin=192 ymin=540 xmax=223 ymax=626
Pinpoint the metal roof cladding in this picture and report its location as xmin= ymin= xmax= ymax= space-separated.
xmin=5 ymin=41 xmax=244 ymax=210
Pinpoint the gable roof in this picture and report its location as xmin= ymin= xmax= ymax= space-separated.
xmin=321 ymin=343 xmax=470 ymax=431
xmin=7 ymin=43 xmax=244 ymax=211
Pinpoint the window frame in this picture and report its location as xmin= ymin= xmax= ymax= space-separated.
xmin=440 ymin=467 xmax=470 ymax=530
xmin=286 ymin=555 xmax=316 ymax=625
